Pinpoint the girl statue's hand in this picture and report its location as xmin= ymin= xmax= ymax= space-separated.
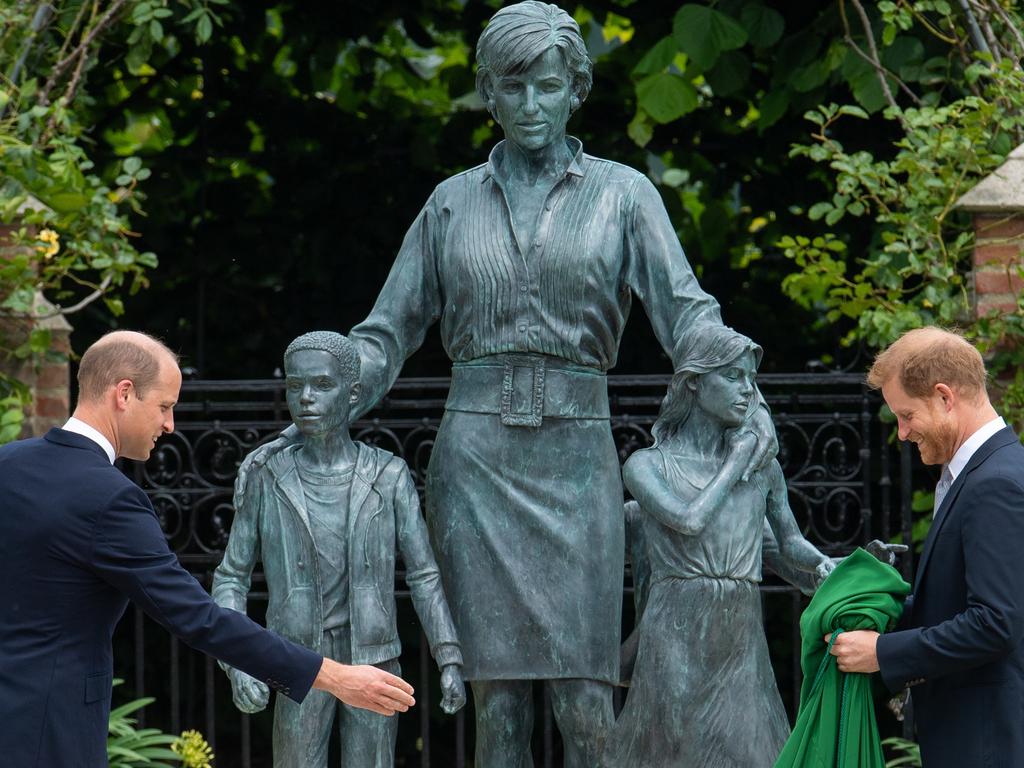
xmin=726 ymin=428 xmax=759 ymax=462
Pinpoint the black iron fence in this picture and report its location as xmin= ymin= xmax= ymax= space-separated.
xmin=115 ymin=373 xmax=916 ymax=767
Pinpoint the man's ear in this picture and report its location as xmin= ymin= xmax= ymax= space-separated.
xmin=113 ymin=379 xmax=134 ymax=411
xmin=934 ymin=382 xmax=956 ymax=412
xmin=349 ymin=382 xmax=361 ymax=406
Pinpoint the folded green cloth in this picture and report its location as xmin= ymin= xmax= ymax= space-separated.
xmin=773 ymin=548 xmax=911 ymax=768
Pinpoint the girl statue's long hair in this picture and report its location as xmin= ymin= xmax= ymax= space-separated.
xmin=651 ymin=327 xmax=762 ymax=446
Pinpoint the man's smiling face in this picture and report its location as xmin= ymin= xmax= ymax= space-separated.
xmin=882 ymin=377 xmax=958 ymax=465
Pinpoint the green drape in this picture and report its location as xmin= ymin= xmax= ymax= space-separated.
xmin=773 ymin=548 xmax=911 ymax=768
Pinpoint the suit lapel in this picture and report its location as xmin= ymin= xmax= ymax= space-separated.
xmin=914 ymin=427 xmax=1018 ymax=584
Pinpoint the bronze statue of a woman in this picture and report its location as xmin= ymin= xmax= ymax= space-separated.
xmin=239 ymin=3 xmax=777 ymax=765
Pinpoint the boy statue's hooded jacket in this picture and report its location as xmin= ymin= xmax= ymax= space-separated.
xmin=213 ymin=441 xmax=462 ymax=669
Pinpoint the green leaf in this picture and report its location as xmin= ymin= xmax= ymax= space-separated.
xmin=636 ymin=73 xmax=698 ymax=123
xmin=43 ymin=192 xmax=89 ymax=213
xmin=661 ymin=168 xmax=690 ymax=188
xmin=705 ymin=51 xmax=750 ymax=97
xmin=197 ymin=14 xmax=213 ymax=43
xmin=808 ymin=202 xmax=832 ymax=220
xmin=837 ymin=105 xmax=869 ymax=119
xmin=627 ymin=111 xmax=654 ymax=147
xmin=632 ymin=36 xmax=678 ymax=76
xmin=673 ymin=4 xmax=748 ymax=70
xmin=739 ymin=4 xmax=784 ymax=48
xmin=757 ymin=89 xmax=789 ymax=130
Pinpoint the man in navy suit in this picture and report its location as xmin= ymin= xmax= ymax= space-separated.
xmin=0 ymin=330 xmax=415 ymax=768
xmin=828 ymin=327 xmax=1024 ymax=767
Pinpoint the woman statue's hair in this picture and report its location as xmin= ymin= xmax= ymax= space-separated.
xmin=651 ymin=326 xmax=762 ymax=446
xmin=475 ymin=1 xmax=593 ymax=113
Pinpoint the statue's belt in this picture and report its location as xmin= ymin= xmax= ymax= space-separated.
xmin=447 ymin=354 xmax=610 ymax=427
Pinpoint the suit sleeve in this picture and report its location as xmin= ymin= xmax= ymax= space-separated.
xmin=877 ymin=473 xmax=1024 ymax=690
xmin=390 ymin=459 xmax=463 ymax=668
xmin=90 ymin=482 xmax=321 ymax=702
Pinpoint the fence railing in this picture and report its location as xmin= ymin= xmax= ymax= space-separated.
xmin=115 ymin=373 xmax=915 ymax=767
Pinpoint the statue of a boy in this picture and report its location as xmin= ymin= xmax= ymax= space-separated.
xmin=212 ymin=331 xmax=465 ymax=767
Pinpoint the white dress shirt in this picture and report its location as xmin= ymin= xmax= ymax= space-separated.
xmin=62 ymin=417 xmax=116 ymax=464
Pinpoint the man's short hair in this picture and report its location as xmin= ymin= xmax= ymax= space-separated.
xmin=475 ymin=1 xmax=593 ymax=110
xmin=284 ymin=331 xmax=360 ymax=382
xmin=866 ymin=326 xmax=988 ymax=399
xmin=77 ymin=331 xmax=178 ymax=402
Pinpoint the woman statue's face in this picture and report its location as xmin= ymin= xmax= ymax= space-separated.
xmin=492 ymin=47 xmax=573 ymax=154
xmin=694 ymin=350 xmax=757 ymax=428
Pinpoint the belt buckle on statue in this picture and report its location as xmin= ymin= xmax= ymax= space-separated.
xmin=500 ymin=354 xmax=545 ymax=427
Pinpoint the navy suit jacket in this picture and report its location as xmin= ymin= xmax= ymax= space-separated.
xmin=0 ymin=429 xmax=322 ymax=768
xmin=877 ymin=427 xmax=1024 ymax=768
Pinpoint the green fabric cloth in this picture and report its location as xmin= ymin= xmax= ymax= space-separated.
xmin=773 ymin=548 xmax=911 ymax=768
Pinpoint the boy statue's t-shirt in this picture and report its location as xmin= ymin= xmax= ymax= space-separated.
xmin=297 ymin=463 xmax=354 ymax=631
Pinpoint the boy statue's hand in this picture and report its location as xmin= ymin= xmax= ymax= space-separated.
xmin=229 ymin=667 xmax=270 ymax=713
xmin=440 ymin=664 xmax=466 ymax=714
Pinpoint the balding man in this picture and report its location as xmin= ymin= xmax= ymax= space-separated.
xmin=0 ymin=331 xmax=415 ymax=768
xmin=827 ymin=327 xmax=1024 ymax=768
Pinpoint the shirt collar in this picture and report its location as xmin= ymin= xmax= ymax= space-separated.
xmin=63 ymin=416 xmax=116 ymax=464
xmin=947 ymin=415 xmax=1006 ymax=481
xmin=483 ymin=136 xmax=585 ymax=184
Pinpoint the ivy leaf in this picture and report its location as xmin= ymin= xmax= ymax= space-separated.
xmin=740 ymin=4 xmax=785 ymax=48
xmin=673 ymin=5 xmax=748 ymax=71
xmin=636 ymin=72 xmax=698 ymax=123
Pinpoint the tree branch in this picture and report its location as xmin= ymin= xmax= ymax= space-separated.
xmin=844 ymin=0 xmax=914 ymax=122
xmin=955 ymin=0 xmax=992 ymax=55
xmin=986 ymin=0 xmax=1024 ymax=61
xmin=33 ymin=273 xmax=113 ymax=318
xmin=50 ymin=0 xmax=92 ymax=70
xmin=38 ymin=0 xmax=129 ymax=106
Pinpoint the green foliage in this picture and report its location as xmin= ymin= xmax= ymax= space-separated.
xmin=0 ymin=0 xmax=219 ymax=443
xmin=883 ymin=737 xmax=922 ymax=767
xmin=776 ymin=4 xmax=1024 ymax=420
xmin=107 ymin=679 xmax=214 ymax=768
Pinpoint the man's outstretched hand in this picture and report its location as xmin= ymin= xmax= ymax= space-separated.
xmin=313 ymin=658 xmax=415 ymax=716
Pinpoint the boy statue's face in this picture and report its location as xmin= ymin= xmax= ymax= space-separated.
xmin=284 ymin=349 xmax=358 ymax=437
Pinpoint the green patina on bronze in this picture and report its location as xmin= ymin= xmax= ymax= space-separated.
xmin=237 ymin=3 xmax=782 ymax=766
xmin=214 ymin=331 xmax=465 ymax=768
xmin=607 ymin=326 xmax=834 ymax=767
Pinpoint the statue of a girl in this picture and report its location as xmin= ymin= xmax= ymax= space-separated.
xmin=603 ymin=326 xmax=834 ymax=768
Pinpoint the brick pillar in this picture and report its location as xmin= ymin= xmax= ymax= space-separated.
xmin=972 ymin=213 xmax=1024 ymax=318
xmin=0 ymin=201 xmax=74 ymax=438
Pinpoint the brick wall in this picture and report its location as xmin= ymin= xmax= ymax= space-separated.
xmin=973 ymin=213 xmax=1024 ymax=318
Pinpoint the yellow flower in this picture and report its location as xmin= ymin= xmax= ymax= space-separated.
xmin=171 ymin=729 xmax=215 ymax=768
xmin=35 ymin=228 xmax=60 ymax=259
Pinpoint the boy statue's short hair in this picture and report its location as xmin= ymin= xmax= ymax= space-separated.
xmin=284 ymin=331 xmax=361 ymax=381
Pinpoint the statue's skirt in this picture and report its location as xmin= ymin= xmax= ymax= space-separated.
xmin=425 ymin=391 xmax=624 ymax=682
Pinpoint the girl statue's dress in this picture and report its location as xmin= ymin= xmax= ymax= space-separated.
xmin=603 ymin=330 xmax=831 ymax=768
xmin=604 ymin=452 xmax=790 ymax=767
